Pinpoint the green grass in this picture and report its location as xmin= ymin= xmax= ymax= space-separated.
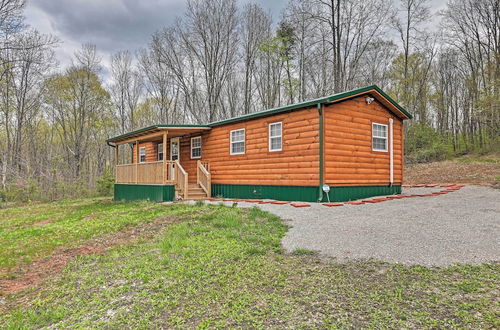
xmin=455 ymin=155 xmax=500 ymax=163
xmin=1 ymin=201 xmax=499 ymax=328
xmin=0 ymin=198 xmax=192 ymax=271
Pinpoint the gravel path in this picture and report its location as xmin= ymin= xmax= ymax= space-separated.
xmin=199 ymin=185 xmax=500 ymax=266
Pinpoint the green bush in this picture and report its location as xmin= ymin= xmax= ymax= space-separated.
xmin=405 ymin=123 xmax=453 ymax=163
xmin=96 ymin=168 xmax=115 ymax=196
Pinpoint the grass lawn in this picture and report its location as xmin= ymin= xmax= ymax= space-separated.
xmin=1 ymin=200 xmax=499 ymax=328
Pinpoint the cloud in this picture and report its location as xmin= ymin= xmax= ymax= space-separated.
xmin=24 ymin=0 xmax=287 ymax=79
xmin=27 ymin=0 xmax=185 ymax=54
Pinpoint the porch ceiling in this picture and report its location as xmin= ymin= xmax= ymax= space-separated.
xmin=107 ymin=125 xmax=211 ymax=145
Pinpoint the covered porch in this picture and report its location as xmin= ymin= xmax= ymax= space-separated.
xmin=107 ymin=125 xmax=212 ymax=200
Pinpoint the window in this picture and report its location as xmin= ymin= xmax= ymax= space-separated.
xmin=157 ymin=143 xmax=164 ymax=161
xmin=139 ymin=146 xmax=146 ymax=163
xmin=191 ymin=136 xmax=202 ymax=159
xmin=230 ymin=129 xmax=245 ymax=155
xmin=269 ymin=122 xmax=282 ymax=152
xmin=372 ymin=123 xmax=388 ymax=152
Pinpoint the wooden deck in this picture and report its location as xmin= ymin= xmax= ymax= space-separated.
xmin=115 ymin=160 xmax=211 ymax=199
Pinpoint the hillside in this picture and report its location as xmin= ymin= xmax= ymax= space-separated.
xmin=405 ymin=156 xmax=500 ymax=187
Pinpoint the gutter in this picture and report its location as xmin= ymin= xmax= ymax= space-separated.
xmin=317 ymin=103 xmax=324 ymax=202
xmin=106 ymin=141 xmax=116 ymax=148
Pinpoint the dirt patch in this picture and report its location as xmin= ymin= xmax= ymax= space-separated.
xmin=33 ymin=218 xmax=56 ymax=227
xmin=0 ymin=215 xmax=183 ymax=297
xmin=405 ymin=160 xmax=500 ymax=186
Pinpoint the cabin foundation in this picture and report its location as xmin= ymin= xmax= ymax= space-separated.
xmin=114 ymin=184 xmax=176 ymax=202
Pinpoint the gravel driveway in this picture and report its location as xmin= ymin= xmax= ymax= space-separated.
xmin=200 ymin=185 xmax=499 ymax=266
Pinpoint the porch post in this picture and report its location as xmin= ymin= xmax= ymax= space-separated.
xmin=115 ymin=144 xmax=119 ymax=166
xmin=162 ymin=131 xmax=167 ymax=184
xmin=114 ymin=144 xmax=119 ymax=183
xmin=135 ymin=140 xmax=139 ymax=184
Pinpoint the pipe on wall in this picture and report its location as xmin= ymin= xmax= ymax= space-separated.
xmin=389 ymin=118 xmax=394 ymax=185
xmin=317 ymin=103 xmax=324 ymax=202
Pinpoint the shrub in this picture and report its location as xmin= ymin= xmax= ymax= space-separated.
xmin=405 ymin=123 xmax=453 ymax=163
xmin=96 ymin=168 xmax=115 ymax=196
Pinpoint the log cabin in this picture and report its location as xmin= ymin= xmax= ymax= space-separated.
xmin=106 ymin=85 xmax=412 ymax=202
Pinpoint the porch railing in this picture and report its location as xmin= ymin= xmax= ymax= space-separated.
xmin=175 ymin=160 xmax=189 ymax=199
xmin=116 ymin=161 xmax=176 ymax=185
xmin=116 ymin=160 xmax=206 ymax=200
xmin=197 ymin=160 xmax=211 ymax=197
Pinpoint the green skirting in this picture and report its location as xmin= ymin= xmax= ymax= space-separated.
xmin=211 ymin=183 xmax=401 ymax=203
xmin=212 ymin=184 xmax=319 ymax=202
xmin=322 ymin=185 xmax=401 ymax=202
xmin=114 ymin=184 xmax=175 ymax=202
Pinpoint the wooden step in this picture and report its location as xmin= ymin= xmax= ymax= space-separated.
xmin=188 ymin=191 xmax=207 ymax=197
xmin=176 ymin=183 xmax=209 ymax=200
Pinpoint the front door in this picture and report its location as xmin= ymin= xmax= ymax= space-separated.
xmin=170 ymin=137 xmax=180 ymax=179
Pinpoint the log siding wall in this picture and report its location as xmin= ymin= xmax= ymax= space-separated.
xmin=323 ymin=96 xmax=404 ymax=185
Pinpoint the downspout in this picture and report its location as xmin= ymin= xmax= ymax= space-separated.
xmin=317 ymin=103 xmax=324 ymax=202
xmin=389 ymin=118 xmax=394 ymax=186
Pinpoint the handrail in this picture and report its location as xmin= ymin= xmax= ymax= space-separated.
xmin=175 ymin=160 xmax=189 ymax=199
xmin=197 ymin=160 xmax=211 ymax=197
xmin=117 ymin=161 xmax=163 ymax=167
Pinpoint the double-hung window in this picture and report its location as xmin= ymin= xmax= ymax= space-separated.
xmin=269 ymin=122 xmax=282 ymax=152
xmin=139 ymin=146 xmax=146 ymax=163
xmin=157 ymin=143 xmax=164 ymax=161
xmin=230 ymin=129 xmax=245 ymax=155
xmin=191 ymin=136 xmax=202 ymax=159
xmin=372 ymin=123 xmax=388 ymax=152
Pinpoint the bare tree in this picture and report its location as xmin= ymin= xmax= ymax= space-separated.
xmin=110 ymin=50 xmax=143 ymax=133
xmin=392 ymin=0 xmax=430 ymax=93
xmin=240 ymin=3 xmax=271 ymax=113
xmin=0 ymin=29 xmax=56 ymax=184
xmin=138 ymin=47 xmax=179 ymax=124
xmin=45 ymin=44 xmax=110 ymax=179
xmin=182 ymin=0 xmax=239 ymax=121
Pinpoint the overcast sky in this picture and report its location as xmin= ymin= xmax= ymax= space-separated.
xmin=24 ymin=0 xmax=446 ymax=79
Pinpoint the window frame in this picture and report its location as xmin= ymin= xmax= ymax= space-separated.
xmin=230 ymin=128 xmax=245 ymax=155
xmin=191 ymin=136 xmax=202 ymax=159
xmin=268 ymin=121 xmax=282 ymax=152
xmin=157 ymin=143 xmax=164 ymax=161
xmin=139 ymin=146 xmax=146 ymax=163
xmin=372 ymin=123 xmax=388 ymax=152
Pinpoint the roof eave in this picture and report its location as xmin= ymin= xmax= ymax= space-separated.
xmin=106 ymin=124 xmax=211 ymax=143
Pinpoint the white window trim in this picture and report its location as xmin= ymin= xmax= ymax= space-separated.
xmin=230 ymin=128 xmax=245 ymax=155
xmin=268 ymin=121 xmax=282 ymax=152
xmin=191 ymin=136 xmax=202 ymax=159
xmin=157 ymin=143 xmax=164 ymax=161
xmin=139 ymin=146 xmax=146 ymax=163
xmin=372 ymin=122 xmax=388 ymax=152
